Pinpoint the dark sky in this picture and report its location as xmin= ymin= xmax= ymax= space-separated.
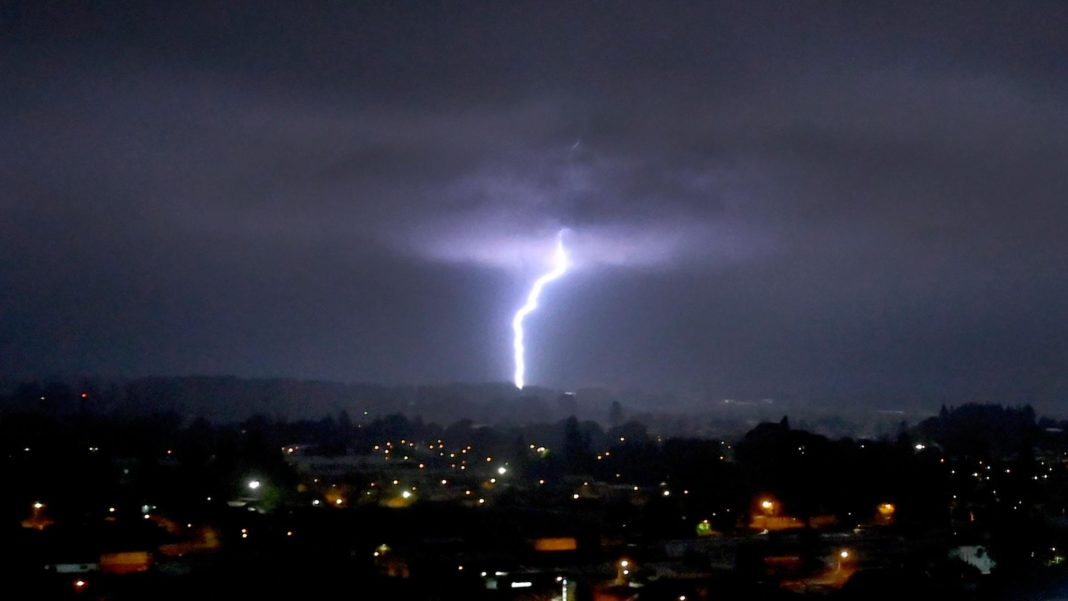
xmin=2 ymin=1 xmax=1067 ymax=408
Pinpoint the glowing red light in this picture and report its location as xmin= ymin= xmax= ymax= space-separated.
xmin=80 ymin=392 xmax=88 ymax=399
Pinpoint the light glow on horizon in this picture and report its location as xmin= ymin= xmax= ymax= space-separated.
xmin=512 ymin=231 xmax=570 ymax=389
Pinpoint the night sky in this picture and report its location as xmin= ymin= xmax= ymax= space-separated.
xmin=2 ymin=2 xmax=1067 ymax=408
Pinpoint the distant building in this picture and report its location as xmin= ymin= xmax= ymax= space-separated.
xmin=557 ymin=393 xmax=577 ymax=417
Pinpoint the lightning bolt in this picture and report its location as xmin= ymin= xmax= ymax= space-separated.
xmin=512 ymin=231 xmax=570 ymax=389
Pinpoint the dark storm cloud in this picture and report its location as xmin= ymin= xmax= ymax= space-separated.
xmin=2 ymin=1 xmax=1067 ymax=409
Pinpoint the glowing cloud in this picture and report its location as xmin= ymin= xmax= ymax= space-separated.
xmin=512 ymin=231 xmax=570 ymax=389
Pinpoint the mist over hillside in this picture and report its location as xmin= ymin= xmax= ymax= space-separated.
xmin=0 ymin=375 xmax=943 ymax=440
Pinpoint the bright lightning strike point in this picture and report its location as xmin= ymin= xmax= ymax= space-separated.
xmin=512 ymin=231 xmax=570 ymax=389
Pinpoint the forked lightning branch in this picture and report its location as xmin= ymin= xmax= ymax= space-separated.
xmin=511 ymin=231 xmax=570 ymax=389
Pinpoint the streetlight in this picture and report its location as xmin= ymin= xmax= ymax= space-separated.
xmin=617 ymin=559 xmax=633 ymax=582
xmin=247 ymin=479 xmax=261 ymax=491
xmin=877 ymin=503 xmax=896 ymax=524
xmin=836 ymin=549 xmax=853 ymax=572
